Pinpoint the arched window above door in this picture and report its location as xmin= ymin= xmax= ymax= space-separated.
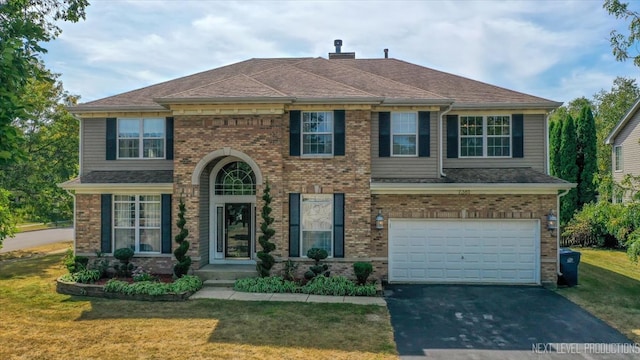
xmin=214 ymin=161 xmax=256 ymax=195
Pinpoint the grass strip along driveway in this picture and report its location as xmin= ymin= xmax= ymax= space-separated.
xmin=556 ymin=248 xmax=640 ymax=343
xmin=0 ymin=250 xmax=397 ymax=360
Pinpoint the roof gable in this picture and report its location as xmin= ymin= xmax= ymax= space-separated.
xmin=605 ymin=97 xmax=640 ymax=144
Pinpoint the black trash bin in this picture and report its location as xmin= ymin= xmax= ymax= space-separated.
xmin=558 ymin=248 xmax=581 ymax=286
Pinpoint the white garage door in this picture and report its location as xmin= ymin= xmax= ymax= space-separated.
xmin=389 ymin=219 xmax=539 ymax=284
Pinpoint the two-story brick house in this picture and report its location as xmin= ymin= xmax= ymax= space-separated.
xmin=61 ymin=43 xmax=573 ymax=286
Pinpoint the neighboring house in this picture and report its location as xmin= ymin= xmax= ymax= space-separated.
xmin=61 ymin=41 xmax=573 ymax=286
xmin=605 ymin=98 xmax=640 ymax=202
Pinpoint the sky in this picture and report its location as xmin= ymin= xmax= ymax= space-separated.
xmin=42 ymin=0 xmax=640 ymax=105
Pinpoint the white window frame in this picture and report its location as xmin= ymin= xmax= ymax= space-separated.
xmin=391 ymin=112 xmax=418 ymax=157
xmin=300 ymin=194 xmax=333 ymax=258
xmin=117 ymin=118 xmax=166 ymax=159
xmin=459 ymin=115 xmax=511 ymax=158
xmin=301 ymin=111 xmax=334 ymax=156
xmin=113 ymin=195 xmax=161 ymax=254
xmin=614 ymin=145 xmax=623 ymax=172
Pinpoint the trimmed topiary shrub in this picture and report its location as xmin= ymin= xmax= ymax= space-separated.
xmin=304 ymin=248 xmax=330 ymax=280
xmin=353 ymin=262 xmax=373 ymax=285
xmin=173 ymin=198 xmax=192 ymax=278
xmin=256 ymin=180 xmax=276 ymax=277
xmin=113 ymin=247 xmax=134 ymax=277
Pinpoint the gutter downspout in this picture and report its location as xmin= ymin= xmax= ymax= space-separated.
xmin=439 ymin=104 xmax=453 ymax=177
xmin=63 ymin=189 xmax=76 ymax=253
xmin=556 ymin=188 xmax=571 ymax=276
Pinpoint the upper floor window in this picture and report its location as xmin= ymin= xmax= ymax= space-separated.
xmin=118 ymin=118 xmax=165 ymax=159
xmin=614 ymin=145 xmax=623 ymax=172
xmin=391 ymin=112 xmax=417 ymax=156
xmin=459 ymin=115 xmax=510 ymax=158
xmin=302 ymin=111 xmax=333 ymax=155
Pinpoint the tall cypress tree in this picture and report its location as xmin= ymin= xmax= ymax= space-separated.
xmin=575 ymin=105 xmax=597 ymax=206
xmin=559 ymin=114 xmax=578 ymax=225
xmin=549 ymin=119 xmax=563 ymax=177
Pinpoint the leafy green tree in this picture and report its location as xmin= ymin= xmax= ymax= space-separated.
xmin=173 ymin=198 xmax=192 ymax=278
xmin=560 ymin=114 xmax=579 ymax=225
xmin=0 ymin=76 xmax=79 ymax=222
xmin=549 ymin=119 xmax=562 ymax=177
xmin=0 ymin=189 xmax=16 ymax=248
xmin=604 ymin=0 xmax=640 ymax=67
xmin=575 ymin=106 xmax=597 ymax=206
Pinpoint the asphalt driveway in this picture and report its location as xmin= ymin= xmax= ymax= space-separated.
xmin=385 ymin=284 xmax=636 ymax=359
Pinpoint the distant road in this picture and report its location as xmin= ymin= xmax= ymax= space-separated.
xmin=0 ymin=228 xmax=73 ymax=253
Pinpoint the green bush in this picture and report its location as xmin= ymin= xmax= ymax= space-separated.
xmin=113 ymin=247 xmax=135 ymax=277
xmin=103 ymin=275 xmax=202 ymax=296
xmin=353 ymin=262 xmax=373 ymax=285
xmin=282 ymin=259 xmax=298 ymax=281
xmin=304 ymin=248 xmax=330 ymax=280
xmin=62 ymin=249 xmax=90 ymax=274
xmin=234 ymin=276 xmax=298 ymax=293
xmin=60 ymin=269 xmax=101 ymax=284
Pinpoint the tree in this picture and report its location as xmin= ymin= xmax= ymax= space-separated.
xmin=0 ymin=189 xmax=16 ymax=248
xmin=256 ymin=180 xmax=276 ymax=277
xmin=560 ymin=114 xmax=579 ymax=225
xmin=575 ymin=106 xmax=597 ymax=206
xmin=604 ymin=0 xmax=640 ymax=67
xmin=0 ymin=0 xmax=88 ymax=166
xmin=173 ymin=199 xmax=192 ymax=278
xmin=549 ymin=119 xmax=562 ymax=177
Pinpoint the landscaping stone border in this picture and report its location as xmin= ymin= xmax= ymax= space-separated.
xmin=56 ymin=277 xmax=193 ymax=301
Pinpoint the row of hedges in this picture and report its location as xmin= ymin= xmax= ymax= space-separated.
xmin=563 ymin=201 xmax=640 ymax=259
xmin=234 ymin=276 xmax=377 ymax=297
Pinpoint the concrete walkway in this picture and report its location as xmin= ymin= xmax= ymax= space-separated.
xmin=190 ymin=287 xmax=387 ymax=306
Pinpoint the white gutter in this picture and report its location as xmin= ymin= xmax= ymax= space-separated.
xmin=439 ymin=104 xmax=453 ymax=177
xmin=63 ymin=189 xmax=77 ymax=253
xmin=556 ymin=188 xmax=571 ymax=276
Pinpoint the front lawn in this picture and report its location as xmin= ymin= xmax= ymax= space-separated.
xmin=0 ymin=249 xmax=397 ymax=360
xmin=556 ymin=248 xmax=640 ymax=342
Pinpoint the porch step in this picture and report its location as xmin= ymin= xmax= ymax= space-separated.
xmin=203 ymin=280 xmax=236 ymax=288
xmin=194 ymin=264 xmax=257 ymax=281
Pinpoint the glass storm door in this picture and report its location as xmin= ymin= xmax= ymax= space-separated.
xmin=223 ymin=203 xmax=251 ymax=259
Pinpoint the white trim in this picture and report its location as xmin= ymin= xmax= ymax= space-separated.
xmin=390 ymin=112 xmax=418 ymax=157
xmin=59 ymin=182 xmax=173 ymax=194
xmin=371 ymin=182 xmax=576 ymax=195
xmin=192 ymin=148 xmax=263 ymax=185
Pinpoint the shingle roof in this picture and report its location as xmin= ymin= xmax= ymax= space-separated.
xmin=372 ymin=168 xmax=570 ymax=184
xmin=77 ymin=170 xmax=173 ymax=184
xmin=73 ymin=57 xmax=559 ymax=110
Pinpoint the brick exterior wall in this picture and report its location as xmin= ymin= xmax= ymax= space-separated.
xmin=371 ymin=193 xmax=558 ymax=285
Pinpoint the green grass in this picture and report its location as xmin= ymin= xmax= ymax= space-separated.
xmin=16 ymin=221 xmax=72 ymax=233
xmin=556 ymin=248 xmax=640 ymax=342
xmin=0 ymin=250 xmax=397 ymax=360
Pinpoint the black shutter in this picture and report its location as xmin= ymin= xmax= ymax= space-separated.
xmin=418 ymin=111 xmax=431 ymax=157
xmin=288 ymin=193 xmax=300 ymax=257
xmin=379 ymin=112 xmax=391 ymax=157
xmin=333 ymin=193 xmax=345 ymax=258
xmin=100 ymin=194 xmax=112 ymax=253
xmin=446 ymin=115 xmax=458 ymax=158
xmin=161 ymin=194 xmax=172 ymax=254
xmin=512 ymin=114 xmax=524 ymax=158
xmin=106 ymin=118 xmax=117 ymax=160
xmin=165 ymin=117 xmax=174 ymax=160
xmin=334 ymin=110 xmax=345 ymax=156
xmin=289 ymin=111 xmax=301 ymax=156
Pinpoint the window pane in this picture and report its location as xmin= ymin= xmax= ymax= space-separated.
xmin=302 ymin=231 xmax=332 ymax=255
xmin=302 ymin=134 xmax=332 ymax=155
xmin=461 ymin=137 xmax=483 ymax=157
xmin=302 ymin=194 xmax=332 ymax=231
xmin=393 ymin=135 xmax=417 ymax=155
xmin=487 ymin=137 xmax=510 ymax=157
xmin=118 ymin=119 xmax=140 ymax=138
xmin=143 ymin=139 xmax=164 ymax=158
xmin=114 ymin=229 xmax=135 ymax=250
xmin=392 ymin=113 xmax=417 ymax=133
xmin=139 ymin=229 xmax=161 ymax=253
xmin=302 ymin=112 xmax=333 ymax=155
xmin=143 ymin=119 xmax=164 ymax=138
xmin=114 ymin=201 xmax=135 ymax=227
xmin=118 ymin=139 xmax=139 ymax=158
xmin=140 ymin=201 xmax=161 ymax=228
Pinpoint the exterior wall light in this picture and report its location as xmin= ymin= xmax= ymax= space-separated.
xmin=547 ymin=210 xmax=558 ymax=235
xmin=375 ymin=210 xmax=384 ymax=230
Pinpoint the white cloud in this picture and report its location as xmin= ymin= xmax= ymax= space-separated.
xmin=43 ymin=0 xmax=640 ymax=103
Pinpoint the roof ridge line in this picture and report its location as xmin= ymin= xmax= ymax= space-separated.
xmin=240 ymin=74 xmax=289 ymax=97
xmin=287 ymin=58 xmax=379 ymax=97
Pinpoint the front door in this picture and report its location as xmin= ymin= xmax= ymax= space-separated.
xmin=223 ymin=203 xmax=251 ymax=259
